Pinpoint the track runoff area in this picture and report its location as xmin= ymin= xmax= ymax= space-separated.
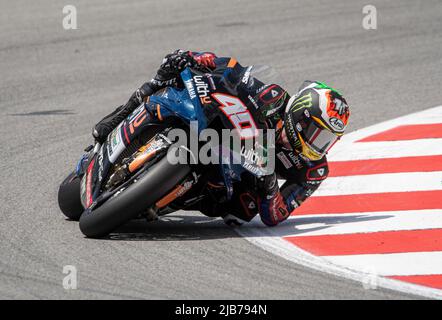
xmin=237 ymin=105 xmax=442 ymax=299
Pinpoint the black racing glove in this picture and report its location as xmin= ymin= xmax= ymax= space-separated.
xmin=150 ymin=49 xmax=196 ymax=88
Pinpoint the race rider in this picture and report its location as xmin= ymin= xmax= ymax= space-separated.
xmin=92 ymin=50 xmax=350 ymax=226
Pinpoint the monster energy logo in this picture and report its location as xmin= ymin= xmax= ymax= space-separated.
xmin=290 ymin=92 xmax=312 ymax=113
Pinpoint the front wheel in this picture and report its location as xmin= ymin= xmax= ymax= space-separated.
xmin=79 ymin=156 xmax=190 ymax=238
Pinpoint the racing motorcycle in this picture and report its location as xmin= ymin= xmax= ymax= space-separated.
xmin=58 ymin=61 xmax=277 ymax=238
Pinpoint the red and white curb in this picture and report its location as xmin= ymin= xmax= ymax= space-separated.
xmin=236 ymin=105 xmax=442 ymax=299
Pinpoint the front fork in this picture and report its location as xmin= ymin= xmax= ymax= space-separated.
xmin=76 ymin=143 xmax=101 ymax=177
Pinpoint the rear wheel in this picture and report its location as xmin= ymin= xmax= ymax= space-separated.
xmin=58 ymin=171 xmax=84 ymax=221
xmin=79 ymin=155 xmax=190 ymax=238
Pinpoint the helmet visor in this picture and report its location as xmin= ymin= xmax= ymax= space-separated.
xmin=301 ymin=121 xmax=339 ymax=155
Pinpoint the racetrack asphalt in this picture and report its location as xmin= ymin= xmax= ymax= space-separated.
xmin=0 ymin=0 xmax=441 ymax=299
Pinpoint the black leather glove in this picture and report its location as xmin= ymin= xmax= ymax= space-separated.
xmin=151 ymin=49 xmax=195 ymax=87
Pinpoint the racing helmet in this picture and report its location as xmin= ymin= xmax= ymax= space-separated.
xmin=283 ymin=81 xmax=350 ymax=161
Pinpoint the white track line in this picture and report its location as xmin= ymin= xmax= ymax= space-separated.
xmin=325 ymin=252 xmax=442 ymax=276
xmin=236 ymin=105 xmax=442 ymax=299
xmin=314 ymin=171 xmax=442 ymax=196
xmin=236 ymin=228 xmax=442 ymax=299
xmin=329 ymin=139 xmax=442 ymax=161
xmin=334 ymin=105 xmax=442 ymax=145
xmin=244 ymin=210 xmax=442 ymax=237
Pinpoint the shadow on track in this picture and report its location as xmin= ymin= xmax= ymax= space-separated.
xmin=92 ymin=212 xmax=392 ymax=241
xmin=9 ymin=109 xmax=75 ymax=116
xmin=105 ymin=214 xmax=235 ymax=241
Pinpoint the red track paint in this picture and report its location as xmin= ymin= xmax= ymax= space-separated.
xmin=357 ymin=123 xmax=442 ymax=142
xmin=328 ymin=155 xmax=442 ymax=177
xmin=389 ymin=275 xmax=442 ymax=290
xmin=293 ymin=190 xmax=442 ymax=215
xmin=284 ymin=229 xmax=442 ymax=256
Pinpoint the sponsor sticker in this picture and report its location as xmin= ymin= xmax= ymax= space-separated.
xmin=277 ymin=151 xmax=293 ymax=169
xmin=184 ymin=79 xmax=196 ymax=100
xmin=107 ymin=123 xmax=126 ymax=163
xmin=329 ymin=117 xmax=345 ymax=131
xmin=193 ymin=75 xmax=211 ymax=105
xmin=288 ymin=152 xmax=304 ymax=169
xmin=248 ymin=95 xmax=260 ymax=109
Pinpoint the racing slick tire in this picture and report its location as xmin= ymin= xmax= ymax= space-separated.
xmin=58 ymin=171 xmax=84 ymax=221
xmin=79 ymin=155 xmax=190 ymax=238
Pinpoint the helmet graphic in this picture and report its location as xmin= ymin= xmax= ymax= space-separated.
xmin=284 ymin=81 xmax=350 ymax=161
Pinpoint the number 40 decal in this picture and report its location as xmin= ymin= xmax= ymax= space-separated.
xmin=212 ymin=93 xmax=258 ymax=140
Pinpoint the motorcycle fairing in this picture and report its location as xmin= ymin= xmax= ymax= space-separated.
xmin=80 ymin=104 xmax=157 ymax=208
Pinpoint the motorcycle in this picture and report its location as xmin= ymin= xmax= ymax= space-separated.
xmin=58 ymin=60 xmax=277 ymax=238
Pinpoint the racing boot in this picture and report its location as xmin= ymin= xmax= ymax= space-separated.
xmin=92 ymin=82 xmax=156 ymax=143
